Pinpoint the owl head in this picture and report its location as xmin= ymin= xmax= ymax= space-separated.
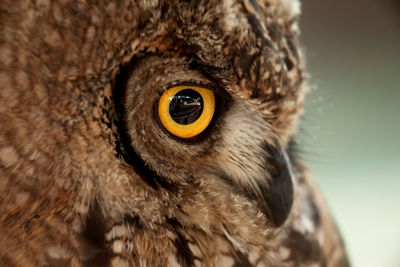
xmin=0 ymin=0 xmax=308 ymax=264
xmin=110 ymin=0 xmax=305 ymax=228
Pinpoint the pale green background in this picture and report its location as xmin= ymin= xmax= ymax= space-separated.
xmin=299 ymin=1 xmax=400 ymax=266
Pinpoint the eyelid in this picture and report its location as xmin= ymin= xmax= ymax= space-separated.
xmin=159 ymin=81 xmax=221 ymax=95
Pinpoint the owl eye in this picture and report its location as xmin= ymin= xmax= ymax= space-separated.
xmin=158 ymin=85 xmax=215 ymax=139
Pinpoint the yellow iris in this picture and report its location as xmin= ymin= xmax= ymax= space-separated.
xmin=158 ymin=85 xmax=215 ymax=139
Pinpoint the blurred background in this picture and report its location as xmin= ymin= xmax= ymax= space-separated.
xmin=298 ymin=0 xmax=400 ymax=266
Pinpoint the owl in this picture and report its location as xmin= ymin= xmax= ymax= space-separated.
xmin=0 ymin=0 xmax=349 ymax=266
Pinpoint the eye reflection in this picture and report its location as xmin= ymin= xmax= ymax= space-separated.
xmin=169 ymin=89 xmax=204 ymax=125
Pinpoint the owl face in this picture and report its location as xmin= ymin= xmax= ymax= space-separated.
xmin=102 ymin=0 xmax=306 ymax=231
xmin=81 ymin=0 xmax=306 ymax=240
xmin=116 ymin=51 xmax=295 ymax=230
xmin=0 ymin=0 xmax=323 ymax=265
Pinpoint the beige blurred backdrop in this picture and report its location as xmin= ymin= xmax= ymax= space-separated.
xmin=298 ymin=1 xmax=400 ymax=266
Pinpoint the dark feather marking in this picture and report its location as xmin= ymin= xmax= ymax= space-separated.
xmin=284 ymin=230 xmax=325 ymax=265
xmin=246 ymin=14 xmax=275 ymax=51
xmin=284 ymin=55 xmax=294 ymax=71
xmin=0 ymin=255 xmax=16 ymax=267
xmin=168 ymin=218 xmax=195 ymax=266
xmin=237 ymin=47 xmax=259 ymax=79
xmin=81 ymin=200 xmax=112 ymax=267
xmin=249 ymin=0 xmax=263 ymax=14
xmin=250 ymin=59 xmax=261 ymax=98
xmin=232 ymin=250 xmax=253 ymax=267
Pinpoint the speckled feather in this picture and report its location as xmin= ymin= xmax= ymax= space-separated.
xmin=0 ymin=0 xmax=349 ymax=266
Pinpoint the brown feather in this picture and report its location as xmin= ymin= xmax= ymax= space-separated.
xmin=0 ymin=0 xmax=349 ymax=266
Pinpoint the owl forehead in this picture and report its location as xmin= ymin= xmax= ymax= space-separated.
xmin=136 ymin=0 xmax=305 ymax=140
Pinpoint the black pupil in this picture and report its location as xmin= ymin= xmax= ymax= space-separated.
xmin=169 ymin=89 xmax=204 ymax=125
